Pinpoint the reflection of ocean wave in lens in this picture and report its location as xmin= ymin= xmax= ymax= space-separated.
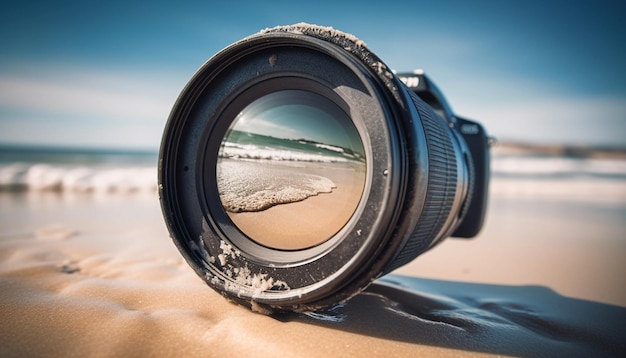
xmin=219 ymin=130 xmax=365 ymax=163
xmin=218 ymin=160 xmax=337 ymax=213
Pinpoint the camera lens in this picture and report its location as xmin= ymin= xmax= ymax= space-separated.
xmin=159 ymin=23 xmax=487 ymax=313
xmin=216 ymin=89 xmax=366 ymax=250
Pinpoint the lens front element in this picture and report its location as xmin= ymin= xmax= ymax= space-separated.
xmin=217 ymin=90 xmax=366 ymax=250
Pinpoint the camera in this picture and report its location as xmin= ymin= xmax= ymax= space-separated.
xmin=159 ymin=23 xmax=491 ymax=313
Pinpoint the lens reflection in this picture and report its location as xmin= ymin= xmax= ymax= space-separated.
xmin=217 ymin=90 xmax=366 ymax=250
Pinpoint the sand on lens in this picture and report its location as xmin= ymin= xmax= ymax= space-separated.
xmin=1 ymin=187 xmax=625 ymax=356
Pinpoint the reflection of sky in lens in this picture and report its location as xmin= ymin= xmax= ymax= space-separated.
xmin=233 ymin=90 xmax=363 ymax=152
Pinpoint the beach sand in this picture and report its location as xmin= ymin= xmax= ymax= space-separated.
xmin=1 ymin=185 xmax=625 ymax=356
xmin=226 ymin=161 xmax=366 ymax=249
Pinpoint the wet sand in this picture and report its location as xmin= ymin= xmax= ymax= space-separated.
xmin=1 ymin=187 xmax=625 ymax=356
xmin=226 ymin=161 xmax=366 ymax=249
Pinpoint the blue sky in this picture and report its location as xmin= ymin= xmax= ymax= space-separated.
xmin=0 ymin=0 xmax=624 ymax=149
xmin=231 ymin=90 xmax=364 ymax=150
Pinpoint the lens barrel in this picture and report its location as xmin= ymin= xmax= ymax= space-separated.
xmin=159 ymin=23 xmax=487 ymax=313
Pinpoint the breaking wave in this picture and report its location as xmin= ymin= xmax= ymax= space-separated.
xmin=217 ymin=160 xmax=336 ymax=212
xmin=0 ymin=163 xmax=156 ymax=193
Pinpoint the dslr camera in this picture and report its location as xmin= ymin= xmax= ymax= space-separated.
xmin=159 ymin=23 xmax=490 ymax=313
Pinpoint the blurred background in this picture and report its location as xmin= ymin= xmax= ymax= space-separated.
xmin=0 ymin=0 xmax=625 ymax=305
xmin=1 ymin=0 xmax=625 ymax=203
xmin=0 ymin=4 xmax=626 ymax=355
xmin=0 ymin=0 xmax=624 ymax=150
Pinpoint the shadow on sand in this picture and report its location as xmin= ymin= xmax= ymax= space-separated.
xmin=284 ymin=275 xmax=626 ymax=357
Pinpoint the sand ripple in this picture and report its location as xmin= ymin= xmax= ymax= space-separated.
xmin=1 ymin=193 xmax=625 ymax=357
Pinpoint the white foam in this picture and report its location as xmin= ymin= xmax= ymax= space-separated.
xmin=0 ymin=163 xmax=157 ymax=194
xmin=220 ymin=143 xmax=352 ymax=163
xmin=487 ymin=155 xmax=626 ymax=204
xmin=490 ymin=177 xmax=626 ymax=204
xmin=314 ymin=143 xmax=345 ymax=153
xmin=217 ymin=160 xmax=336 ymax=212
xmin=492 ymin=155 xmax=626 ymax=178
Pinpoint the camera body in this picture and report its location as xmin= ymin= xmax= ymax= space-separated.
xmin=159 ymin=23 xmax=491 ymax=313
xmin=396 ymin=71 xmax=490 ymax=238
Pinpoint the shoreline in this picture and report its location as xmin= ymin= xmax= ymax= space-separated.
xmin=225 ymin=160 xmax=366 ymax=250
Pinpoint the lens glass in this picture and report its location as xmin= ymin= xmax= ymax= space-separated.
xmin=217 ymin=90 xmax=366 ymax=250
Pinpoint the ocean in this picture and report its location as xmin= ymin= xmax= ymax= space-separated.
xmin=489 ymin=147 xmax=626 ymax=205
xmin=217 ymin=129 xmax=366 ymax=213
xmin=219 ymin=130 xmax=365 ymax=163
xmin=1 ymin=143 xmax=625 ymax=207
xmin=0 ymin=145 xmax=158 ymax=193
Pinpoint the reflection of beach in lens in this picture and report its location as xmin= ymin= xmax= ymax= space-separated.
xmin=218 ymin=160 xmax=337 ymax=213
xmin=217 ymin=158 xmax=366 ymax=250
xmin=216 ymin=90 xmax=366 ymax=250
xmin=219 ymin=130 xmax=365 ymax=163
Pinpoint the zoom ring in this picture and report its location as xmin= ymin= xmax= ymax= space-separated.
xmin=384 ymin=91 xmax=458 ymax=273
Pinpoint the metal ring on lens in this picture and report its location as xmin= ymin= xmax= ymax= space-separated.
xmin=160 ymin=30 xmax=410 ymax=311
xmin=201 ymin=77 xmax=369 ymax=264
xmin=216 ymin=89 xmax=366 ymax=251
xmin=158 ymin=23 xmax=488 ymax=313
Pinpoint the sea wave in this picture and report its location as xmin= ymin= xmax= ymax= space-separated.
xmin=488 ymin=155 xmax=626 ymax=203
xmin=217 ymin=160 xmax=336 ymax=212
xmin=489 ymin=177 xmax=626 ymax=204
xmin=220 ymin=142 xmax=358 ymax=163
xmin=0 ymin=163 xmax=157 ymax=193
xmin=491 ymin=155 xmax=626 ymax=180
xmin=2 ymin=154 xmax=625 ymax=204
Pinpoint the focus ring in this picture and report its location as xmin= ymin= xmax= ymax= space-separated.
xmin=385 ymin=91 xmax=458 ymax=272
